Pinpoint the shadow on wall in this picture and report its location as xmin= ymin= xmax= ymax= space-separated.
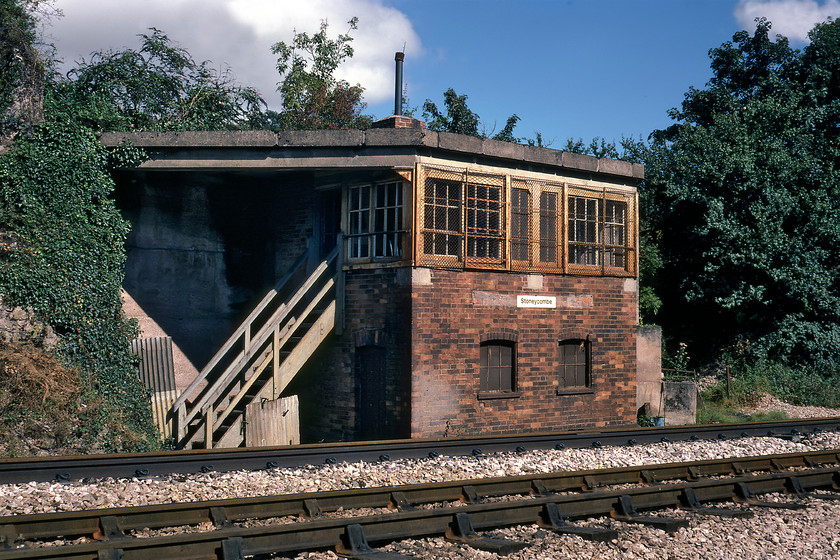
xmin=121 ymin=289 xmax=199 ymax=392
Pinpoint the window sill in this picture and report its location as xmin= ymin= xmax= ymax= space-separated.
xmin=477 ymin=391 xmax=521 ymax=400
xmin=555 ymin=387 xmax=594 ymax=396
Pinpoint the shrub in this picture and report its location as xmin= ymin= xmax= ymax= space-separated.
xmin=0 ymin=119 xmax=159 ymax=452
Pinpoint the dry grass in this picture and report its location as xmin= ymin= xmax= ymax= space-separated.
xmin=0 ymin=339 xmax=114 ymax=456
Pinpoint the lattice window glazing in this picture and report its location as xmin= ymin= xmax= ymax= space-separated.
xmin=466 ymin=181 xmax=505 ymax=263
xmin=422 ymin=178 xmax=462 ymax=259
xmin=568 ymin=196 xmax=599 ymax=266
xmin=418 ymin=166 xmax=636 ymax=276
xmin=539 ymin=191 xmax=560 ymax=265
xmin=510 ymin=188 xmax=530 ymax=262
xmin=603 ymin=199 xmax=627 ymax=268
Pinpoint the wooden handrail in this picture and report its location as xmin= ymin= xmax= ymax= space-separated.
xmin=172 ymin=245 xmax=316 ymax=413
xmin=186 ymin=259 xmax=333 ymax=424
xmin=211 ymin=278 xmax=335 ymax=433
xmin=174 ymin=246 xmax=338 ymax=445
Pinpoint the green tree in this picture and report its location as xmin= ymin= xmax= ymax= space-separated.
xmin=271 ymin=18 xmax=372 ymax=130
xmin=423 ymin=87 xmax=542 ymax=144
xmin=563 ymin=137 xmax=619 ymax=159
xmin=51 ymin=28 xmax=267 ymax=132
xmin=0 ymin=1 xmax=161 ymax=451
xmin=422 ymin=88 xmax=482 ymax=136
xmin=616 ymin=137 xmax=664 ymax=324
xmin=643 ymin=18 xmax=840 ymax=366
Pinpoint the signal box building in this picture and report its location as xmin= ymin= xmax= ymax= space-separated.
xmin=103 ymin=119 xmax=644 ymax=448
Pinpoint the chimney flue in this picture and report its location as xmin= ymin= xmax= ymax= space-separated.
xmin=394 ymin=51 xmax=404 ymax=116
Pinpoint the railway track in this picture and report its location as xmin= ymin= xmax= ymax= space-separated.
xmin=0 ymin=418 xmax=837 ymax=484
xmin=2 ymin=449 xmax=839 ymax=559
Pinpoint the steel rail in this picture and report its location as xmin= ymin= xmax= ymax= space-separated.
xmin=0 ymin=418 xmax=837 ymax=484
xmin=2 ymin=449 xmax=839 ymax=548
xmin=1 ymin=465 xmax=838 ymax=560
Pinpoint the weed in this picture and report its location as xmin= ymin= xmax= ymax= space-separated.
xmin=697 ymin=357 xmax=840 ymax=423
xmin=0 ymin=338 xmax=161 ymax=456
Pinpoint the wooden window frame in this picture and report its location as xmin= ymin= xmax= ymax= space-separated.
xmin=557 ymin=338 xmax=592 ymax=394
xmin=565 ymin=186 xmax=636 ymax=276
xmin=416 ymin=166 xmax=637 ymax=277
xmin=346 ymin=180 xmax=408 ymax=263
xmin=478 ymin=339 xmax=520 ymax=399
xmin=420 ymin=175 xmax=463 ymax=266
xmin=510 ymin=186 xmax=531 ymax=266
xmin=464 ymin=175 xmax=506 ymax=269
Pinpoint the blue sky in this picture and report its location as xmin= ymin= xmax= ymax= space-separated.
xmin=47 ymin=0 xmax=840 ymax=147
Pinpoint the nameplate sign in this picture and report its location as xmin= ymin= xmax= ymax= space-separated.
xmin=517 ymin=295 xmax=556 ymax=308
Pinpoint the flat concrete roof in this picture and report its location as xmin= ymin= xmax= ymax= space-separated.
xmin=100 ymin=129 xmax=644 ymax=181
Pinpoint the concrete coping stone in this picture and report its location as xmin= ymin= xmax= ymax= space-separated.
xmin=99 ymin=129 xmax=643 ymax=180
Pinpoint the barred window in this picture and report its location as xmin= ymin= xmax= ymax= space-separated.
xmin=480 ymin=341 xmax=515 ymax=393
xmin=558 ymin=339 xmax=590 ymax=389
xmin=604 ymin=199 xmax=627 ymax=268
xmin=568 ymin=195 xmax=629 ymax=269
xmin=348 ymin=181 xmax=404 ymax=260
xmin=539 ymin=191 xmax=559 ymax=265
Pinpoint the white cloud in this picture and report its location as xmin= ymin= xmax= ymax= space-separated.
xmin=734 ymin=0 xmax=840 ymax=42
xmin=49 ymin=0 xmax=421 ymax=109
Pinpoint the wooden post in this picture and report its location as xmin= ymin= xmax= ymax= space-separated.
xmin=335 ymin=233 xmax=345 ymax=336
xmin=272 ymin=324 xmax=280 ymax=399
xmin=204 ymin=406 xmax=213 ymax=449
xmin=175 ymin=403 xmax=186 ymax=447
xmin=726 ymin=365 xmax=731 ymax=399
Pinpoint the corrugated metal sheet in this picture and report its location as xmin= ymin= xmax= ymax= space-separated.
xmin=131 ymin=337 xmax=180 ymax=440
xmin=245 ymin=395 xmax=300 ymax=447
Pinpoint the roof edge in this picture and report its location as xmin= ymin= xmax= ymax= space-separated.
xmin=99 ymin=129 xmax=644 ymax=180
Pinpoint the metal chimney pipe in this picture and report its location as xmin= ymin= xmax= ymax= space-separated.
xmin=394 ymin=51 xmax=404 ymax=116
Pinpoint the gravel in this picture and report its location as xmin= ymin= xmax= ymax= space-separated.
xmin=2 ymin=431 xmax=840 ymax=558
xmin=747 ymin=394 xmax=840 ymax=420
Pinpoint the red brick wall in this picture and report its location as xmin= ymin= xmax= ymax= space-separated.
xmin=410 ymin=269 xmax=637 ymax=438
xmin=292 ymin=267 xmax=412 ymax=441
xmin=296 ymin=266 xmax=637 ymax=442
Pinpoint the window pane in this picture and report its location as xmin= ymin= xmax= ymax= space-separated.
xmin=559 ymin=339 xmax=589 ymax=388
xmin=480 ymin=342 xmax=515 ymax=393
xmin=604 ymin=200 xmax=627 ymax=268
xmin=466 ymin=183 xmax=504 ymax=261
xmin=511 ymin=188 xmax=530 ymax=262
xmin=372 ymin=182 xmax=403 ymax=257
xmin=348 ymin=185 xmax=371 ymax=259
xmin=424 ymin=179 xmax=462 ymax=257
xmin=539 ymin=191 xmax=558 ymax=263
xmin=568 ymin=196 xmax=599 ymax=266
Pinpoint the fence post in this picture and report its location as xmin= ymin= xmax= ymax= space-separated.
xmin=726 ymin=365 xmax=731 ymax=399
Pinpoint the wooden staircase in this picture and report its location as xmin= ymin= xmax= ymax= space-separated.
xmin=171 ymin=243 xmax=343 ymax=449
